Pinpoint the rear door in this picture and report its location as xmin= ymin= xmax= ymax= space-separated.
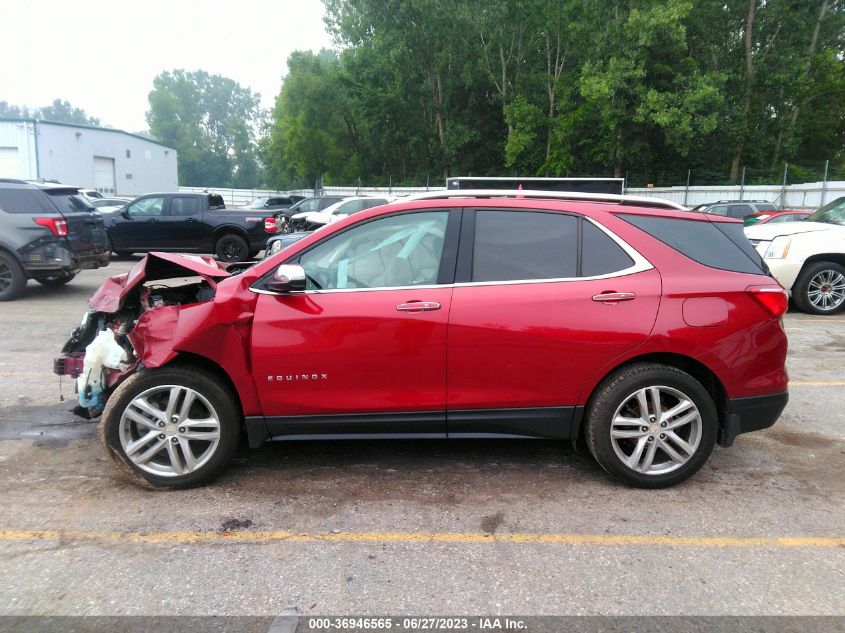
xmin=446 ymin=209 xmax=661 ymax=437
xmin=42 ymin=188 xmax=109 ymax=254
xmin=160 ymin=195 xmax=203 ymax=250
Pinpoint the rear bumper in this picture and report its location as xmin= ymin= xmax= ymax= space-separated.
xmin=20 ymin=238 xmax=109 ymax=275
xmin=719 ymin=391 xmax=788 ymax=447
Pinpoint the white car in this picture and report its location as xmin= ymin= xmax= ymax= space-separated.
xmin=290 ymin=196 xmax=390 ymax=229
xmin=744 ymin=197 xmax=845 ymax=314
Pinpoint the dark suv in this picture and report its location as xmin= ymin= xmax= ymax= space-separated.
xmin=0 ymin=179 xmax=110 ymax=301
xmin=692 ymin=200 xmax=778 ymax=219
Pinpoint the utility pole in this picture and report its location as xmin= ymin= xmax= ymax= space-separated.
xmin=739 ymin=167 xmax=746 ymax=201
xmin=821 ymin=160 xmax=830 ymax=206
xmin=684 ymin=169 xmax=691 ymax=207
xmin=780 ymin=163 xmax=788 ymax=209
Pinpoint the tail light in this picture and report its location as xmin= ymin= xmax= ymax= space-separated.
xmin=34 ymin=217 xmax=68 ymax=237
xmin=264 ymin=218 xmax=278 ymax=233
xmin=747 ymin=285 xmax=788 ymax=318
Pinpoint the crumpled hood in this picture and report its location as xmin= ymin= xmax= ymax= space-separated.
xmin=744 ymin=221 xmax=842 ymax=240
xmin=89 ymin=252 xmax=231 ymax=313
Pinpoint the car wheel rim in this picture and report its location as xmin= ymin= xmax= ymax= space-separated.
xmin=609 ymin=385 xmax=702 ymax=476
xmin=0 ymin=260 xmax=11 ymax=292
xmin=119 ymin=385 xmax=221 ymax=478
xmin=808 ymin=270 xmax=845 ymax=311
xmin=221 ymin=240 xmax=242 ymax=260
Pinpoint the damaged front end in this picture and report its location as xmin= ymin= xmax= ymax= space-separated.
xmin=53 ymin=253 xmax=234 ymax=418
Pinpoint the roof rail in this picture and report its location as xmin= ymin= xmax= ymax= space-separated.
xmin=403 ymin=189 xmax=687 ymax=211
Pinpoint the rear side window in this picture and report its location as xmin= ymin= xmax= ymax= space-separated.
xmin=170 ymin=197 xmax=199 ymax=216
xmin=728 ymin=204 xmax=752 ymax=218
xmin=208 ymin=195 xmax=225 ymax=210
xmin=619 ymin=214 xmax=766 ymax=275
xmin=45 ymin=192 xmax=95 ymax=215
xmin=0 ymin=188 xmax=55 ymax=214
xmin=581 ymin=221 xmax=634 ymax=276
xmin=756 ymin=203 xmax=777 ymax=212
xmin=472 ymin=211 xmax=578 ymax=282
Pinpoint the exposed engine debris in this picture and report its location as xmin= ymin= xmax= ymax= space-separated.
xmin=54 ymin=253 xmax=241 ymax=418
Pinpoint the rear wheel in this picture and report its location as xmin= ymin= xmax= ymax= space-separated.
xmin=0 ymin=251 xmax=26 ymax=301
xmin=35 ymin=272 xmax=76 ymax=286
xmin=215 ymin=234 xmax=248 ymax=262
xmin=793 ymin=261 xmax=845 ymax=315
xmin=585 ymin=364 xmax=717 ymax=488
xmin=100 ymin=366 xmax=241 ymax=488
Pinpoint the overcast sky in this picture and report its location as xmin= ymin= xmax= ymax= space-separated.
xmin=0 ymin=0 xmax=335 ymax=132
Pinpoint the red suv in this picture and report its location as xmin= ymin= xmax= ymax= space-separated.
xmin=55 ymin=191 xmax=789 ymax=489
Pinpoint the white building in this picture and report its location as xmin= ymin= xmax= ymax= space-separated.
xmin=0 ymin=118 xmax=178 ymax=195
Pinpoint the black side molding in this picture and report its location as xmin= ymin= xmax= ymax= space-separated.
xmin=720 ymin=391 xmax=788 ymax=447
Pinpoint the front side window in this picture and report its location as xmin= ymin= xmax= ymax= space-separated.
xmin=249 ymin=197 xmax=268 ymax=209
xmin=472 ymin=210 xmax=578 ymax=282
xmin=127 ymin=196 xmax=165 ymax=216
xmin=299 ymin=211 xmax=448 ymax=290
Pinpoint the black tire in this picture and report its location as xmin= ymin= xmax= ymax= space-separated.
xmin=792 ymin=261 xmax=845 ymax=315
xmin=215 ymin=234 xmax=249 ymax=262
xmin=584 ymin=363 xmax=717 ymax=489
xmin=0 ymin=250 xmax=26 ymax=302
xmin=99 ymin=366 xmax=241 ymax=489
xmin=35 ymin=272 xmax=77 ymax=287
xmin=247 ymin=249 xmax=261 ymax=260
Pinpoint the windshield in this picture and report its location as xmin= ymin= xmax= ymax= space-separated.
xmin=805 ymin=197 xmax=845 ymax=225
xmin=248 ymin=197 xmax=268 ymax=209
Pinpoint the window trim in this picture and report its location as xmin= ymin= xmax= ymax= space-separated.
xmin=251 ymin=208 xmax=652 ymax=296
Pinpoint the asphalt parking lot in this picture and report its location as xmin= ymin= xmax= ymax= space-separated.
xmin=0 ymin=258 xmax=843 ymax=616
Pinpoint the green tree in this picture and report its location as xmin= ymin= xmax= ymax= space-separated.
xmin=146 ymin=70 xmax=264 ymax=187
xmin=0 ymin=99 xmax=101 ymax=126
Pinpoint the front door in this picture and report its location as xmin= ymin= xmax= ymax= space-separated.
xmin=446 ymin=209 xmax=661 ymax=437
xmin=251 ymin=210 xmax=456 ymax=436
xmin=109 ymin=195 xmax=166 ymax=251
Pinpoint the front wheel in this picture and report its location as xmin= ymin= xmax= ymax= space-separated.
xmin=793 ymin=261 xmax=845 ymax=315
xmin=99 ymin=366 xmax=241 ymax=488
xmin=584 ymin=364 xmax=717 ymax=488
xmin=215 ymin=234 xmax=249 ymax=262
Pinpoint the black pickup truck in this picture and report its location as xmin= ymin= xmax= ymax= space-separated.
xmin=105 ymin=192 xmax=276 ymax=261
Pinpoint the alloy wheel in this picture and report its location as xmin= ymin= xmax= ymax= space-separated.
xmin=609 ymin=385 xmax=702 ymax=476
xmin=0 ymin=260 xmax=11 ymax=293
xmin=807 ymin=269 xmax=845 ymax=311
xmin=118 ymin=385 xmax=221 ymax=477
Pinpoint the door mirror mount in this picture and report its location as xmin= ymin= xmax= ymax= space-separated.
xmin=265 ymin=264 xmax=307 ymax=293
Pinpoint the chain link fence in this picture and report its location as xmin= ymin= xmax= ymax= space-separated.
xmin=181 ymin=160 xmax=845 ymax=209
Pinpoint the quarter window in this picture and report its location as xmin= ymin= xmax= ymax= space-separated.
xmin=581 ymin=220 xmax=634 ymax=276
xmin=472 ymin=210 xmax=578 ymax=282
xmin=299 ymin=211 xmax=449 ymax=290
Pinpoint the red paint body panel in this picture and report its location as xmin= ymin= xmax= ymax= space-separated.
xmin=446 ymin=270 xmax=661 ymax=409
xmin=89 ymin=252 xmax=230 ymax=313
xmin=682 ymin=297 xmax=729 ymax=327
xmin=93 ymin=196 xmax=788 ymax=423
xmin=251 ymin=288 xmax=452 ymax=416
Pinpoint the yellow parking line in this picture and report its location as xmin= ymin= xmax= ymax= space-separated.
xmin=790 ymin=381 xmax=845 ymax=387
xmin=787 ymin=319 xmax=845 ymax=324
xmin=0 ymin=371 xmax=55 ymax=377
xmin=0 ymin=529 xmax=842 ymax=548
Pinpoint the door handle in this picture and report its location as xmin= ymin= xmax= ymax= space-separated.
xmin=396 ymin=301 xmax=441 ymax=312
xmin=592 ymin=292 xmax=636 ymax=303
xmin=146 ymin=218 xmax=159 ymax=223
xmin=185 ymin=217 xmax=198 ymax=222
